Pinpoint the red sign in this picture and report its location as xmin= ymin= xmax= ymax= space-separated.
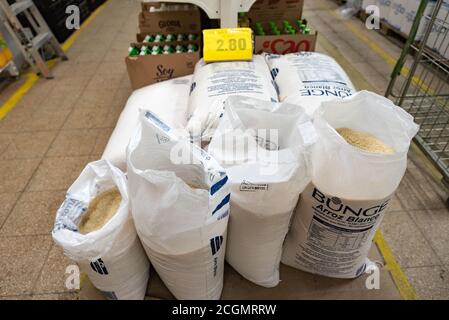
xmin=254 ymin=34 xmax=317 ymax=54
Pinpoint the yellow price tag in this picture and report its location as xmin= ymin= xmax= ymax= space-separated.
xmin=203 ymin=28 xmax=253 ymax=62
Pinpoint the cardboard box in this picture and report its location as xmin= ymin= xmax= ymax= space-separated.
xmin=139 ymin=2 xmax=201 ymax=35
xmin=125 ymin=2 xmax=202 ymax=90
xmin=247 ymin=0 xmax=304 ymax=23
xmin=125 ymin=48 xmax=199 ymax=90
xmin=247 ymin=0 xmax=317 ymax=54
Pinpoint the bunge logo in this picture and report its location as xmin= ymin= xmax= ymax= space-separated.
xmin=210 ymin=236 xmax=224 ymax=255
xmin=90 ymin=258 xmax=108 ymax=275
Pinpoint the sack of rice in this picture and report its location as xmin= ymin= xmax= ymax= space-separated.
xmin=264 ymin=52 xmax=356 ymax=115
xmin=186 ymin=55 xmax=279 ymax=144
xmin=127 ymin=111 xmax=231 ymax=300
xmin=52 ymin=160 xmax=150 ymax=300
xmin=208 ymin=96 xmax=316 ymax=287
xmin=282 ymin=91 xmax=419 ymax=279
xmin=102 ymin=75 xmax=192 ymax=171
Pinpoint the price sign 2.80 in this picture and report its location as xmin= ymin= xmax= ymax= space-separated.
xmin=216 ymin=38 xmax=248 ymax=51
xmin=204 ymin=28 xmax=253 ymax=62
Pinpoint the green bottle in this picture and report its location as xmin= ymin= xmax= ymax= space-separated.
xmin=175 ymin=44 xmax=187 ymax=53
xmin=154 ymin=34 xmax=165 ymax=42
xmin=165 ymin=34 xmax=176 ymax=42
xmin=177 ymin=33 xmax=187 ymax=41
xmin=128 ymin=46 xmax=140 ymax=57
xmin=187 ymin=43 xmax=198 ymax=53
xmin=304 ymin=27 xmax=311 ymax=35
xmin=144 ymin=35 xmax=155 ymax=42
xmin=188 ymin=33 xmax=198 ymax=41
xmin=151 ymin=45 xmax=162 ymax=55
xmin=139 ymin=46 xmax=151 ymax=56
xmin=163 ymin=45 xmax=175 ymax=54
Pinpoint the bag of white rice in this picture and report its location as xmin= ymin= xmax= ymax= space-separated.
xmin=208 ymin=96 xmax=316 ymax=287
xmin=186 ymin=55 xmax=279 ymax=144
xmin=127 ymin=111 xmax=231 ymax=300
xmin=102 ymin=76 xmax=192 ymax=171
xmin=282 ymin=91 xmax=419 ymax=278
xmin=264 ymin=52 xmax=356 ymax=115
xmin=52 ymin=160 xmax=150 ymax=300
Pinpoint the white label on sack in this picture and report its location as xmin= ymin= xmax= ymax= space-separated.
xmin=203 ymin=69 xmax=267 ymax=98
xmin=291 ymin=183 xmax=393 ymax=278
xmin=239 ymin=181 xmax=269 ymax=192
xmin=54 ymin=197 xmax=87 ymax=232
xmin=144 ymin=111 xmax=172 ymax=133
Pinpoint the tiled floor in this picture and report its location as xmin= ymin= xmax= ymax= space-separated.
xmin=0 ymin=0 xmax=138 ymax=300
xmin=0 ymin=0 xmax=448 ymax=300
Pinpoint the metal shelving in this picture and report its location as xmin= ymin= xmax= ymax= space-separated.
xmin=386 ymin=0 xmax=449 ymax=192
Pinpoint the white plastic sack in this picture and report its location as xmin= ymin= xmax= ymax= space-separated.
xmin=52 ymin=160 xmax=150 ymax=300
xmin=102 ymin=75 xmax=192 ymax=171
xmin=282 ymin=91 xmax=419 ymax=279
xmin=265 ymin=52 xmax=356 ymax=115
xmin=186 ymin=55 xmax=279 ymax=143
xmin=208 ymin=96 xmax=315 ymax=287
xmin=127 ymin=111 xmax=231 ymax=300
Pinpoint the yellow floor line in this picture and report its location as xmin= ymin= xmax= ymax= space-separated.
xmin=374 ymin=231 xmax=418 ymax=300
xmin=0 ymin=74 xmax=39 ymax=119
xmin=0 ymin=0 xmax=109 ymax=120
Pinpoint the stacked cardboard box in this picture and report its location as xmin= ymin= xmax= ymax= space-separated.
xmin=247 ymin=0 xmax=317 ymax=54
xmin=126 ymin=2 xmax=202 ymax=90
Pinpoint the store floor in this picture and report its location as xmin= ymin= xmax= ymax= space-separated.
xmin=0 ymin=0 xmax=448 ymax=300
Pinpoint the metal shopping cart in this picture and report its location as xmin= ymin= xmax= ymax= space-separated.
xmin=386 ymin=0 xmax=449 ymax=195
